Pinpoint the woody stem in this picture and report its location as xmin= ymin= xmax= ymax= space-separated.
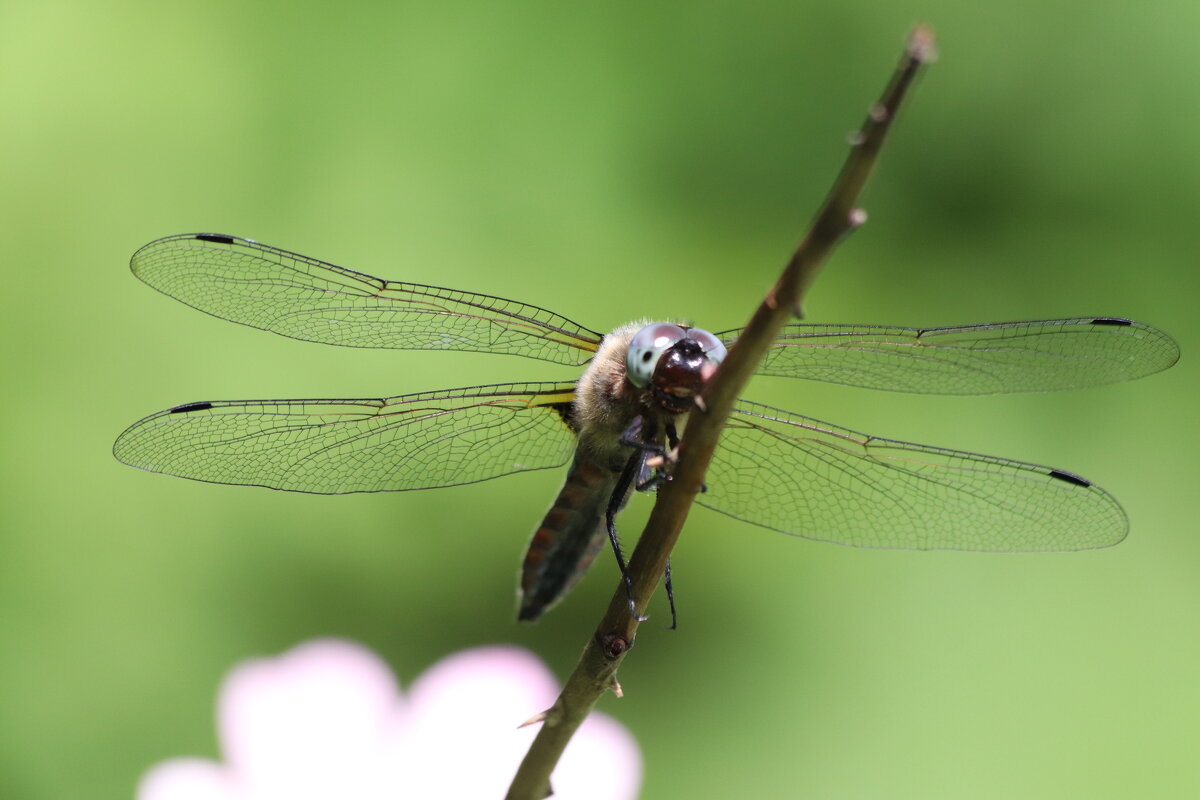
xmin=505 ymin=26 xmax=937 ymax=800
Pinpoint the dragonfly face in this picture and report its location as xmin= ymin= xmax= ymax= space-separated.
xmin=114 ymin=234 xmax=1180 ymax=621
xmin=625 ymin=323 xmax=727 ymax=414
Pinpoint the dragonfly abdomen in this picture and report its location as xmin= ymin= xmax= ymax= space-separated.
xmin=518 ymin=453 xmax=619 ymax=621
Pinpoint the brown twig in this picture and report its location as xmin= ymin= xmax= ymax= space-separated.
xmin=505 ymin=27 xmax=937 ymax=800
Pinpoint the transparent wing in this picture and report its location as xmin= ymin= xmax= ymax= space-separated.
xmin=715 ymin=318 xmax=1178 ymax=394
xmin=131 ymin=234 xmax=603 ymax=365
xmin=698 ymin=401 xmax=1126 ymax=551
xmin=114 ymin=382 xmax=579 ymax=494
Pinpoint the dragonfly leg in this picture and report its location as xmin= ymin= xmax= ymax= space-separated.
xmin=664 ymin=558 xmax=678 ymax=630
xmin=619 ymin=416 xmax=663 ymax=457
xmin=663 ymin=421 xmax=706 ymax=494
xmin=607 ymin=449 xmax=648 ymax=622
xmin=622 ymin=416 xmax=682 ymax=492
xmin=665 ymin=421 xmax=680 ymax=450
xmin=612 ymin=416 xmax=682 ymax=628
xmin=619 ymin=416 xmax=672 ymax=492
xmin=636 ymin=463 xmax=669 ymax=492
xmin=656 ymin=426 xmax=682 ymax=627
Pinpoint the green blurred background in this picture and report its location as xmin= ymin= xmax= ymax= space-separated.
xmin=2 ymin=1 xmax=1197 ymax=797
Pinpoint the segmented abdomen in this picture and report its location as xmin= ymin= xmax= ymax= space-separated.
xmin=518 ymin=453 xmax=619 ymax=621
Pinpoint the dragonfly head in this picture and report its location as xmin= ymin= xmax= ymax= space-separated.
xmin=625 ymin=323 xmax=727 ymax=413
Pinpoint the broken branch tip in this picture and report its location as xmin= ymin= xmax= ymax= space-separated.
xmin=908 ymin=25 xmax=939 ymax=64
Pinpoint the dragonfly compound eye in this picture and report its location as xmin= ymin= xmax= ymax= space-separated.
xmin=685 ymin=328 xmax=728 ymax=365
xmin=625 ymin=323 xmax=687 ymax=388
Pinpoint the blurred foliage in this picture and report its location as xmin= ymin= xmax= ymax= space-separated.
xmin=0 ymin=1 xmax=1196 ymax=798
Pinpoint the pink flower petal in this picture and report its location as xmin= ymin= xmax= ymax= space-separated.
xmin=555 ymin=712 xmax=643 ymax=800
xmin=138 ymin=758 xmax=236 ymax=800
xmin=139 ymin=640 xmax=641 ymax=800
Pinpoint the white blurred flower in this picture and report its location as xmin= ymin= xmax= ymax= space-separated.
xmin=138 ymin=639 xmax=641 ymax=800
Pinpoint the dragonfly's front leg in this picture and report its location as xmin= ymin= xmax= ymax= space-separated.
xmin=620 ymin=416 xmax=674 ymax=492
xmin=639 ymin=420 xmax=705 ymax=494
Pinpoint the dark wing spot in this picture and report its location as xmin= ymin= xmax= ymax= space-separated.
xmin=642 ymin=352 xmax=653 ymax=362
xmin=1090 ymin=317 xmax=1132 ymax=327
xmin=169 ymin=401 xmax=214 ymax=414
xmin=1049 ymin=469 xmax=1091 ymax=487
xmin=194 ymin=234 xmax=235 ymax=244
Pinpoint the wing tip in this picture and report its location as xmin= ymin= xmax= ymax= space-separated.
xmin=130 ymin=232 xmax=245 ymax=276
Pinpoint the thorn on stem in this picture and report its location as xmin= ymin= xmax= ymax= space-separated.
xmin=518 ymin=710 xmax=549 ymax=729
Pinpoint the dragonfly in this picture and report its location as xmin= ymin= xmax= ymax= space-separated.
xmin=114 ymin=233 xmax=1179 ymax=623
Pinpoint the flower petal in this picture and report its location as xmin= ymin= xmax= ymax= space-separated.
xmin=394 ymin=645 xmax=642 ymax=798
xmin=218 ymin=639 xmax=400 ymax=800
xmin=554 ymin=711 xmax=643 ymax=800
xmin=139 ymin=640 xmax=642 ymax=800
xmin=138 ymin=758 xmax=237 ymax=800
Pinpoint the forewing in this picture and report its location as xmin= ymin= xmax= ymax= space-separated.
xmin=131 ymin=234 xmax=603 ymax=365
xmin=114 ymin=383 xmax=579 ymax=494
xmin=698 ymin=401 xmax=1126 ymax=551
xmin=716 ymin=318 xmax=1178 ymax=394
